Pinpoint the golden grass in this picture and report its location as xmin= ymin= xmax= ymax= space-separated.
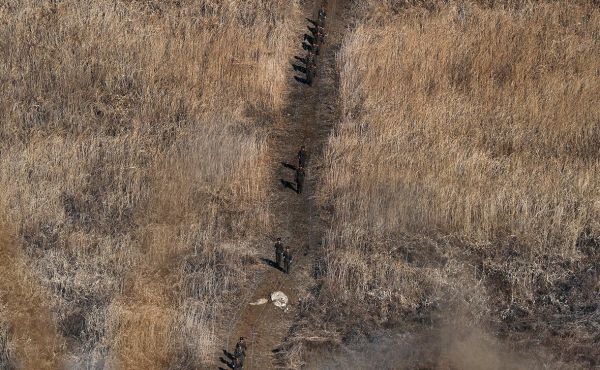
xmin=326 ymin=0 xmax=600 ymax=258
xmin=0 ymin=223 xmax=65 ymax=369
xmin=0 ymin=0 xmax=300 ymax=367
xmin=294 ymin=0 xmax=600 ymax=367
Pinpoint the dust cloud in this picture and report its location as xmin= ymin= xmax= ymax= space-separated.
xmin=305 ymin=321 xmax=573 ymax=370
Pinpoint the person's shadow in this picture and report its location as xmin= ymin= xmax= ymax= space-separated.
xmin=304 ymin=34 xmax=316 ymax=45
xmin=294 ymin=76 xmax=310 ymax=85
xmin=292 ymin=64 xmax=307 ymax=74
xmin=219 ymin=349 xmax=235 ymax=369
xmin=281 ymin=161 xmax=296 ymax=171
xmin=218 ymin=358 xmax=234 ymax=369
xmin=308 ymin=26 xmax=320 ymax=36
xmin=306 ymin=17 xmax=319 ymax=26
xmin=260 ymin=257 xmax=283 ymax=271
xmin=280 ymin=179 xmax=298 ymax=191
xmin=295 ymin=55 xmax=308 ymax=64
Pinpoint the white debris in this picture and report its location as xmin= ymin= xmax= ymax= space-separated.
xmin=270 ymin=291 xmax=288 ymax=308
xmin=249 ymin=298 xmax=268 ymax=306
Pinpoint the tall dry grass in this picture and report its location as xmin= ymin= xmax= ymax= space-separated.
xmin=293 ymin=0 xmax=600 ymax=367
xmin=328 ymin=0 xmax=600 ymax=259
xmin=0 ymin=224 xmax=65 ymax=369
xmin=0 ymin=0 xmax=300 ymax=368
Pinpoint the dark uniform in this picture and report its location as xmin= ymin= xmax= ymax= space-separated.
xmin=233 ymin=354 xmax=244 ymax=369
xmin=311 ymin=41 xmax=320 ymax=56
xmin=306 ymin=59 xmax=317 ymax=85
xmin=283 ymin=248 xmax=293 ymax=274
xmin=234 ymin=337 xmax=247 ymax=368
xmin=315 ymin=30 xmax=325 ymax=45
xmin=275 ymin=238 xmax=284 ymax=268
xmin=295 ymin=166 xmax=305 ymax=194
xmin=306 ymin=50 xmax=315 ymax=63
xmin=318 ymin=7 xmax=327 ymax=24
xmin=298 ymin=146 xmax=308 ymax=168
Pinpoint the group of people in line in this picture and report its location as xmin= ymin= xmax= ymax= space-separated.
xmin=274 ymin=143 xmax=308 ymax=275
xmin=227 ymin=5 xmax=328 ymax=368
xmin=303 ymin=5 xmax=327 ymax=85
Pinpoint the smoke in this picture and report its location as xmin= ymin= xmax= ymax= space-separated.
xmin=304 ymin=320 xmax=573 ymax=370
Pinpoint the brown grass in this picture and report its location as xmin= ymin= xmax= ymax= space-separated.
xmin=290 ymin=0 xmax=600 ymax=367
xmin=0 ymin=223 xmax=65 ymax=369
xmin=0 ymin=0 xmax=300 ymax=368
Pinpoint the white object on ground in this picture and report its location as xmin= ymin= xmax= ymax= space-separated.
xmin=270 ymin=291 xmax=288 ymax=308
xmin=249 ymin=298 xmax=268 ymax=306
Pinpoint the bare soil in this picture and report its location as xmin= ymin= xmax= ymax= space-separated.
xmin=212 ymin=0 xmax=349 ymax=368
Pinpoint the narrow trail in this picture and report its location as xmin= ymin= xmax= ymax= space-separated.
xmin=214 ymin=0 xmax=349 ymax=368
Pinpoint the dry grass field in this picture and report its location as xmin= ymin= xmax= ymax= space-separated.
xmin=287 ymin=0 xmax=600 ymax=368
xmin=0 ymin=0 xmax=299 ymax=368
xmin=2 ymin=0 xmax=600 ymax=368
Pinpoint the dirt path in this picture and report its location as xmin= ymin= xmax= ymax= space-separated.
xmin=214 ymin=0 xmax=348 ymax=369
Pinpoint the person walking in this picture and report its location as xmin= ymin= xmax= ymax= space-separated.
xmin=233 ymin=337 xmax=247 ymax=368
xmin=315 ymin=29 xmax=326 ymax=45
xmin=298 ymin=146 xmax=308 ymax=168
xmin=295 ymin=166 xmax=305 ymax=194
xmin=306 ymin=59 xmax=317 ymax=86
xmin=311 ymin=39 xmax=320 ymax=55
xmin=274 ymin=237 xmax=284 ymax=269
xmin=232 ymin=353 xmax=244 ymax=369
xmin=306 ymin=50 xmax=315 ymax=65
xmin=318 ymin=6 xmax=327 ymax=24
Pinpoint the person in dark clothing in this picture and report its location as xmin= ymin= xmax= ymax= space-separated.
xmin=315 ymin=30 xmax=325 ymax=45
xmin=309 ymin=25 xmax=324 ymax=38
xmin=305 ymin=50 xmax=315 ymax=67
xmin=304 ymin=33 xmax=316 ymax=45
xmin=312 ymin=44 xmax=320 ymax=56
xmin=318 ymin=7 xmax=327 ymax=23
xmin=295 ymin=166 xmax=305 ymax=194
xmin=298 ymin=146 xmax=308 ymax=168
xmin=283 ymin=247 xmax=293 ymax=274
xmin=233 ymin=337 xmax=247 ymax=368
xmin=306 ymin=64 xmax=315 ymax=85
xmin=275 ymin=237 xmax=284 ymax=268
xmin=232 ymin=354 xmax=244 ymax=369
xmin=306 ymin=55 xmax=317 ymax=85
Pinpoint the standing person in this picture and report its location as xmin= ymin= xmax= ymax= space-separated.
xmin=234 ymin=337 xmax=247 ymax=368
xmin=298 ymin=146 xmax=308 ymax=168
xmin=274 ymin=237 xmax=284 ymax=269
xmin=318 ymin=6 xmax=327 ymax=24
xmin=232 ymin=354 xmax=243 ymax=369
xmin=306 ymin=60 xmax=317 ymax=86
xmin=315 ymin=29 xmax=326 ymax=45
xmin=305 ymin=50 xmax=315 ymax=66
xmin=310 ymin=39 xmax=320 ymax=55
xmin=295 ymin=166 xmax=305 ymax=194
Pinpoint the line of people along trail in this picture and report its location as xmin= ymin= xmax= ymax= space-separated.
xmin=222 ymin=4 xmax=327 ymax=370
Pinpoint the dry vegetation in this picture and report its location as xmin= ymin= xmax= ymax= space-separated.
xmin=287 ymin=0 xmax=600 ymax=368
xmin=0 ymin=0 xmax=299 ymax=368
